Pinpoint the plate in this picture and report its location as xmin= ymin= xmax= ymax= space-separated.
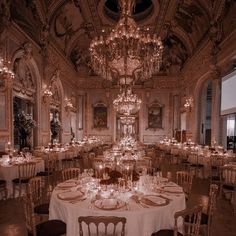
xmin=162 ymin=186 xmax=183 ymax=194
xmin=57 ymin=191 xmax=84 ymax=200
xmin=94 ymin=198 xmax=125 ymax=210
xmin=140 ymin=195 xmax=169 ymax=206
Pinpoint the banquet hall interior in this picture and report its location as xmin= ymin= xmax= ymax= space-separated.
xmin=0 ymin=0 xmax=236 ymax=236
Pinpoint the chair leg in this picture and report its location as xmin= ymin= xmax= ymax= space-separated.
xmin=13 ymin=183 xmax=15 ymax=198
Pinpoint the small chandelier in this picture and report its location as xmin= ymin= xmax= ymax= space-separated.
xmin=0 ymin=57 xmax=14 ymax=79
xmin=43 ymin=86 xmax=53 ymax=97
xmin=89 ymin=0 xmax=163 ymax=84
xmin=184 ymin=97 xmax=194 ymax=110
xmin=113 ymin=86 xmax=141 ymax=115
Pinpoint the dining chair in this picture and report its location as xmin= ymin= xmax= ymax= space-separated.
xmin=152 ymin=205 xmax=203 ymax=236
xmin=37 ymin=152 xmax=60 ymax=187
xmin=220 ymin=166 xmax=236 ymax=200
xmin=209 ymin=155 xmax=224 ymax=185
xmin=0 ymin=179 xmax=7 ymax=199
xmin=62 ymin=167 xmax=80 ymax=181
xmin=61 ymin=150 xmax=75 ymax=169
xmin=28 ymin=176 xmax=49 ymax=218
xmin=12 ymin=162 xmax=36 ymax=198
xmin=199 ymin=184 xmax=218 ymax=236
xmin=176 ymin=171 xmax=193 ymax=200
xmin=78 ymin=216 xmax=126 ymax=236
xmin=23 ymin=195 xmax=66 ymax=236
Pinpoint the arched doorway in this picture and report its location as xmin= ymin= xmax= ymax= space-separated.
xmin=12 ymin=46 xmax=40 ymax=150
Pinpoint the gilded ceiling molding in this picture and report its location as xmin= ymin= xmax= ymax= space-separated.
xmin=170 ymin=23 xmax=194 ymax=55
xmin=47 ymin=0 xmax=67 ymax=23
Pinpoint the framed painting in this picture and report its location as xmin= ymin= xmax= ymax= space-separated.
xmin=148 ymin=104 xmax=163 ymax=129
xmin=93 ymin=103 xmax=108 ymax=129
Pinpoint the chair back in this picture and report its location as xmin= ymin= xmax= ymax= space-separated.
xmin=46 ymin=152 xmax=60 ymax=173
xmin=23 ymin=195 xmax=36 ymax=236
xmin=28 ymin=176 xmax=43 ymax=205
xmin=62 ymin=168 xmax=80 ymax=181
xmin=18 ymin=162 xmax=36 ymax=180
xmin=176 ymin=171 xmax=193 ymax=196
xmin=78 ymin=216 xmax=126 ymax=236
xmin=207 ymin=184 xmax=218 ymax=223
xmin=174 ymin=205 xmax=202 ymax=236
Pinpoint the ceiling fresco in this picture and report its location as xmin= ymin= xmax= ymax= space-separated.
xmin=9 ymin=0 xmax=234 ymax=79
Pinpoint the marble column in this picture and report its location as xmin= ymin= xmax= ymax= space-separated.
xmin=210 ymin=69 xmax=221 ymax=144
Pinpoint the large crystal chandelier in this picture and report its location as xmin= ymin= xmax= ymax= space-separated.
xmin=89 ymin=0 xmax=163 ymax=84
xmin=113 ymin=86 xmax=141 ymax=116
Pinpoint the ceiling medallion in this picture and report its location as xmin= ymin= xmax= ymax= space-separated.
xmin=89 ymin=0 xmax=163 ymax=85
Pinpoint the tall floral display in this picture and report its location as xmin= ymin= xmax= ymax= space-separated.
xmin=14 ymin=111 xmax=36 ymax=149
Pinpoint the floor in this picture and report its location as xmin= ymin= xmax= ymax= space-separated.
xmin=0 ymin=160 xmax=236 ymax=236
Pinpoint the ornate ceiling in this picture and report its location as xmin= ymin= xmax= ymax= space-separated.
xmin=9 ymin=0 xmax=231 ymax=79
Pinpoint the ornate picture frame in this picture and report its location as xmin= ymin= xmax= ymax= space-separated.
xmin=93 ymin=102 xmax=108 ymax=129
xmin=147 ymin=101 xmax=163 ymax=129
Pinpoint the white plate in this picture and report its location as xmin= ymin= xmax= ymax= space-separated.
xmin=57 ymin=182 xmax=77 ymax=188
xmin=163 ymin=186 xmax=183 ymax=193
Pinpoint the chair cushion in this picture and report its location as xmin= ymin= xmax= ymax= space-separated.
xmin=152 ymin=229 xmax=183 ymax=236
xmin=12 ymin=178 xmax=30 ymax=184
xmin=0 ymin=179 xmax=6 ymax=185
xmin=211 ymin=176 xmax=220 ymax=181
xmin=222 ymin=184 xmax=234 ymax=191
xmin=62 ymin=159 xmax=73 ymax=162
xmin=34 ymin=203 xmax=49 ymax=215
xmin=201 ymin=213 xmax=209 ymax=225
xmin=36 ymin=219 xmax=66 ymax=236
xmin=36 ymin=171 xmax=52 ymax=177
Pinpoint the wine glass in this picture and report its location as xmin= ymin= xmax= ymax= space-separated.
xmin=88 ymin=168 xmax=94 ymax=178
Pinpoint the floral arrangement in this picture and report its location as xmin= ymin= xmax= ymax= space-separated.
xmin=14 ymin=111 xmax=37 ymax=137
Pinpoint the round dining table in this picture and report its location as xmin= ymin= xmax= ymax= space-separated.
xmin=49 ymin=176 xmax=186 ymax=236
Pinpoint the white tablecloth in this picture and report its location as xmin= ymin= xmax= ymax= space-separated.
xmin=0 ymin=158 xmax=44 ymax=198
xmin=49 ymin=180 xmax=186 ymax=236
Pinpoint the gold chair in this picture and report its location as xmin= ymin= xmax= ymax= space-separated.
xmin=0 ymin=179 xmax=7 ymax=199
xmin=12 ymin=162 xmax=36 ymax=198
xmin=199 ymin=184 xmax=218 ymax=236
xmin=23 ymin=195 xmax=66 ymax=236
xmin=176 ymin=171 xmax=193 ymax=199
xmin=209 ymin=155 xmax=224 ymax=185
xmin=62 ymin=168 xmax=80 ymax=181
xmin=61 ymin=150 xmax=75 ymax=169
xmin=28 ymin=176 xmax=49 ymax=217
xmin=37 ymin=152 xmax=60 ymax=187
xmin=152 ymin=205 xmax=203 ymax=236
xmin=78 ymin=216 xmax=126 ymax=236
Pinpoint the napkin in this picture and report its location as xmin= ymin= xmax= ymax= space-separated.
xmin=57 ymin=191 xmax=83 ymax=200
xmin=141 ymin=195 xmax=166 ymax=206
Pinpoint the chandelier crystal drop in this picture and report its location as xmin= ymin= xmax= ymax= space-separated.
xmin=89 ymin=0 xmax=163 ymax=84
xmin=113 ymin=86 xmax=141 ymax=116
xmin=0 ymin=57 xmax=14 ymax=79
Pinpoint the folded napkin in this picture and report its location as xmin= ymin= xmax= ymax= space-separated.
xmin=141 ymin=195 xmax=166 ymax=206
xmin=57 ymin=191 xmax=83 ymax=200
xmin=163 ymin=186 xmax=183 ymax=193
xmin=57 ymin=182 xmax=77 ymax=188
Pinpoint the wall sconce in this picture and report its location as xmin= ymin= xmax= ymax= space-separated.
xmin=184 ymin=97 xmax=194 ymax=111
xmin=42 ymin=86 xmax=52 ymax=103
xmin=0 ymin=57 xmax=14 ymax=79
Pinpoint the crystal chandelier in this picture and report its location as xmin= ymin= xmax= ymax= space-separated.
xmin=89 ymin=0 xmax=163 ymax=84
xmin=113 ymin=86 xmax=141 ymax=115
xmin=0 ymin=57 xmax=14 ymax=79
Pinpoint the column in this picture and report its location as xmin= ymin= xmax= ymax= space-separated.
xmin=210 ymin=69 xmax=221 ymax=144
